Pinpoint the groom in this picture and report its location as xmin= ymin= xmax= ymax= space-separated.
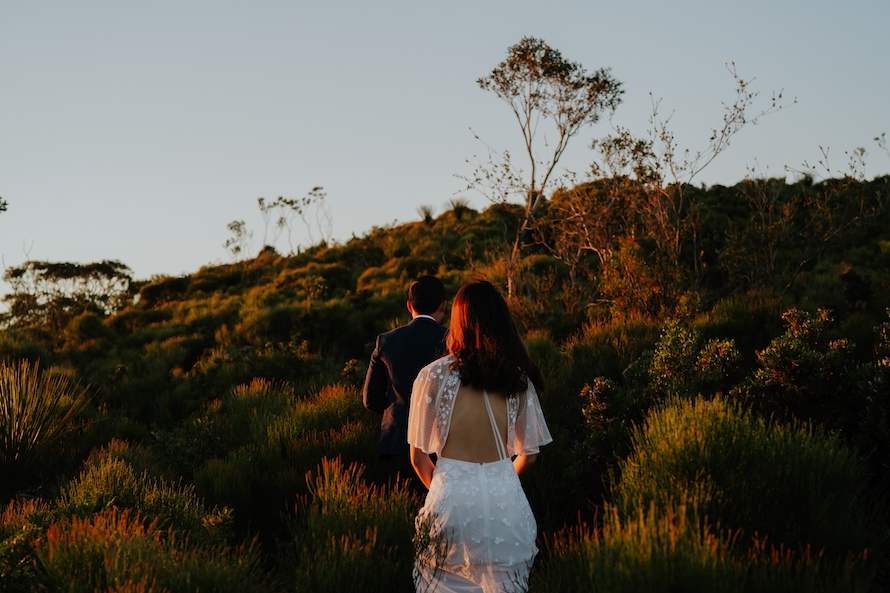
xmin=362 ymin=275 xmax=447 ymax=490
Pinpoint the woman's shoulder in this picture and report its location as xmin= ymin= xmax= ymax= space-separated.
xmin=416 ymin=355 xmax=457 ymax=384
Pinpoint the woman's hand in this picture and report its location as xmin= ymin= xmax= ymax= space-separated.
xmin=512 ymin=454 xmax=537 ymax=476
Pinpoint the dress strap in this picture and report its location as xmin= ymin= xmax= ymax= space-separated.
xmin=482 ymin=390 xmax=508 ymax=461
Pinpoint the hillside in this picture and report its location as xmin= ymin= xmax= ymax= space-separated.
xmin=1 ymin=175 xmax=890 ymax=591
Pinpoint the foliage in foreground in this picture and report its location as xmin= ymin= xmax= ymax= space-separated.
xmin=286 ymin=457 xmax=420 ymax=593
xmin=533 ymin=396 xmax=882 ymax=593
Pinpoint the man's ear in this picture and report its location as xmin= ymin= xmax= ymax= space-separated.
xmin=407 ymin=300 xmax=417 ymax=316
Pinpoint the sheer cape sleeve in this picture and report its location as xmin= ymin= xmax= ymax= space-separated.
xmin=508 ymin=380 xmax=553 ymax=456
xmin=408 ymin=356 xmax=553 ymax=457
xmin=408 ymin=357 xmax=459 ymax=455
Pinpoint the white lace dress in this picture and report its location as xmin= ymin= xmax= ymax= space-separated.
xmin=408 ymin=356 xmax=553 ymax=593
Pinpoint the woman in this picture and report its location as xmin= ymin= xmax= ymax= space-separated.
xmin=408 ymin=280 xmax=553 ymax=592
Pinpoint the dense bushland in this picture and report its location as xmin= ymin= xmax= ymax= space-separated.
xmin=2 ymin=175 xmax=890 ymax=591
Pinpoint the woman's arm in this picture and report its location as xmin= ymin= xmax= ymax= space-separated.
xmin=410 ymin=445 xmax=436 ymax=490
xmin=512 ymin=453 xmax=537 ymax=476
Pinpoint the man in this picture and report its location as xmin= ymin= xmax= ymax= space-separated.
xmin=363 ymin=275 xmax=447 ymax=489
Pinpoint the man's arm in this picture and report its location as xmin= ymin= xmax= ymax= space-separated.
xmin=362 ymin=338 xmax=389 ymax=414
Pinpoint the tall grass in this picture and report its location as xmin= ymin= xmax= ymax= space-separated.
xmin=533 ymin=500 xmax=874 ymax=593
xmin=533 ymin=503 xmax=740 ymax=592
xmin=287 ymin=456 xmax=419 ymax=593
xmin=34 ymin=508 xmax=268 ymax=593
xmin=0 ymin=360 xmax=91 ymax=496
xmin=186 ymin=381 xmax=379 ymax=534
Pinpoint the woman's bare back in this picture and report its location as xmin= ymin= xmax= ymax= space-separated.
xmin=440 ymin=385 xmax=508 ymax=463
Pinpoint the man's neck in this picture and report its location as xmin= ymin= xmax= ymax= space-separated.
xmin=413 ymin=314 xmax=437 ymax=322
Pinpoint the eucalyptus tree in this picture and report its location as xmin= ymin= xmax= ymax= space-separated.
xmin=226 ymin=186 xmax=332 ymax=259
xmin=539 ymin=64 xmax=794 ymax=315
xmin=2 ymin=259 xmax=133 ymax=332
xmin=469 ymin=37 xmax=623 ymax=296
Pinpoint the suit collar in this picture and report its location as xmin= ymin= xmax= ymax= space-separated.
xmin=410 ymin=315 xmax=439 ymax=325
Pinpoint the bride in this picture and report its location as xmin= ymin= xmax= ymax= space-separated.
xmin=408 ymin=279 xmax=553 ymax=592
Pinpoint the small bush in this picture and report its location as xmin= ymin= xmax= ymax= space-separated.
xmin=649 ymin=320 xmax=743 ymax=400
xmin=533 ymin=503 xmax=739 ymax=592
xmin=694 ymin=290 xmax=788 ymax=361
xmin=57 ymin=444 xmax=230 ymax=545
xmin=0 ymin=334 xmax=53 ymax=366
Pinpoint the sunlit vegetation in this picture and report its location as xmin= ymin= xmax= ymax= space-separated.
xmin=1 ymin=172 xmax=890 ymax=590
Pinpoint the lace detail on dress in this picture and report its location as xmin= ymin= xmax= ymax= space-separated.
xmin=408 ymin=355 xmax=553 ymax=457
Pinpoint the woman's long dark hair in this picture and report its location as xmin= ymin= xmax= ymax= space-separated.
xmin=446 ymin=280 xmax=543 ymax=396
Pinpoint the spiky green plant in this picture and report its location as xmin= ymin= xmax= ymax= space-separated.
xmin=0 ymin=360 xmax=91 ymax=491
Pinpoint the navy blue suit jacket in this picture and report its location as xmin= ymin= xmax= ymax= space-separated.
xmin=362 ymin=316 xmax=447 ymax=456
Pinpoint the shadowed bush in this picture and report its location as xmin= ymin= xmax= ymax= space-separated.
xmin=739 ymin=308 xmax=870 ymax=435
xmin=184 ymin=381 xmax=378 ymax=536
xmin=0 ymin=498 xmax=51 ymax=590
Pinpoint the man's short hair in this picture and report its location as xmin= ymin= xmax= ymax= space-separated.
xmin=409 ymin=275 xmax=445 ymax=315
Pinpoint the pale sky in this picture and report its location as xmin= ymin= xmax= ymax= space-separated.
xmin=1 ymin=1 xmax=888 ymax=294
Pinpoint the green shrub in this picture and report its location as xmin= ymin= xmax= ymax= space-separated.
xmin=561 ymin=317 xmax=660 ymax=386
xmin=62 ymin=311 xmax=112 ymax=348
xmin=263 ymin=383 xmax=378 ymax=473
xmin=533 ymin=503 xmax=740 ymax=592
xmin=614 ymin=397 xmax=882 ymax=566
xmin=649 ymin=320 xmax=743 ymax=400
xmin=694 ymin=290 xmax=787 ymax=362
xmin=57 ymin=444 xmax=231 ymax=545
xmin=0 ymin=334 xmax=53 ymax=366
xmin=189 ymin=338 xmax=333 ymax=397
xmin=740 ymin=308 xmax=869 ymax=434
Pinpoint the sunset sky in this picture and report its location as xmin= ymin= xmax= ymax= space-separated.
xmin=1 ymin=0 xmax=888 ymax=292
